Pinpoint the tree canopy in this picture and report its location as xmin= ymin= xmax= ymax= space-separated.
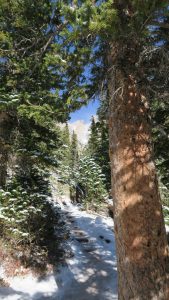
xmin=0 ymin=1 xmax=169 ymax=298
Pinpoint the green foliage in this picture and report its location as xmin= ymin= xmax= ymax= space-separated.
xmin=70 ymin=131 xmax=79 ymax=169
xmin=0 ymin=164 xmax=62 ymax=270
xmin=58 ymin=124 xmax=77 ymax=184
xmin=0 ymin=188 xmax=30 ymax=243
xmin=0 ymin=167 xmax=50 ymax=244
xmin=15 ymin=118 xmax=63 ymax=169
xmin=57 ymin=1 xmax=168 ymax=107
xmin=0 ymin=0 xmax=71 ymax=190
xmin=59 ymin=154 xmax=108 ymax=210
xmin=87 ymin=117 xmax=99 ymax=156
xmin=76 ymin=156 xmax=108 ymax=210
xmin=58 ymin=1 xmax=169 ymax=208
xmin=59 ymin=123 xmax=71 ymax=169
xmin=86 ymin=114 xmax=111 ymax=191
xmin=1 ymin=1 xmax=169 ymax=272
xmin=0 ymin=0 xmax=61 ymax=83
xmin=58 ymin=124 xmax=107 ymax=209
xmin=0 ymin=188 xmax=43 ymax=245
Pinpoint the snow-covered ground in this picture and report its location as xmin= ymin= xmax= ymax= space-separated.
xmin=0 ymin=198 xmax=118 ymax=300
xmin=55 ymin=198 xmax=117 ymax=300
xmin=165 ymin=224 xmax=169 ymax=233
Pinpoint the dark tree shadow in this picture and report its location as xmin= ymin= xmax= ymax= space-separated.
xmin=0 ymin=205 xmax=118 ymax=299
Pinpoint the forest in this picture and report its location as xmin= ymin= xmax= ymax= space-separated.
xmin=0 ymin=1 xmax=169 ymax=299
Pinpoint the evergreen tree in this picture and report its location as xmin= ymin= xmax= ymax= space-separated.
xmin=62 ymin=123 xmax=70 ymax=146
xmin=0 ymin=0 xmax=69 ymax=187
xmin=77 ymin=156 xmax=108 ymax=210
xmin=0 ymin=0 xmax=69 ymax=268
xmin=1 ymin=1 xmax=169 ymax=295
xmin=58 ymin=1 xmax=169 ymax=298
xmin=96 ymin=120 xmax=111 ymax=190
xmin=87 ymin=116 xmax=99 ymax=157
xmin=60 ymin=123 xmax=71 ymax=169
xmin=87 ymin=114 xmax=111 ymax=191
xmin=70 ymin=130 xmax=79 ymax=169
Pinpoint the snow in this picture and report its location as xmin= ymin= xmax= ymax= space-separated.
xmin=52 ymin=197 xmax=118 ymax=300
xmin=163 ymin=205 xmax=169 ymax=212
xmin=0 ymin=197 xmax=118 ymax=300
xmin=165 ymin=224 xmax=169 ymax=233
xmin=1 ymin=193 xmax=169 ymax=300
xmin=1 ymin=275 xmax=57 ymax=300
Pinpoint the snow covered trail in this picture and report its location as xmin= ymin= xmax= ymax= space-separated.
xmin=55 ymin=200 xmax=118 ymax=300
xmin=0 ymin=199 xmax=118 ymax=300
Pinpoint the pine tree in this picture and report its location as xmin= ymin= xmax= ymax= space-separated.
xmin=0 ymin=0 xmax=69 ymax=187
xmin=96 ymin=120 xmax=111 ymax=190
xmin=86 ymin=114 xmax=111 ymax=191
xmin=87 ymin=116 xmax=99 ymax=157
xmin=58 ymin=1 xmax=169 ymax=298
xmin=61 ymin=123 xmax=71 ymax=168
xmin=77 ymin=156 xmax=108 ymax=210
xmin=0 ymin=0 xmax=70 ymax=265
xmin=70 ymin=130 xmax=79 ymax=169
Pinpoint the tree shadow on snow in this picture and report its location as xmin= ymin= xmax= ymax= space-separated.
xmin=53 ymin=212 xmax=118 ymax=300
xmin=0 ymin=286 xmax=30 ymax=299
xmin=0 ymin=212 xmax=117 ymax=300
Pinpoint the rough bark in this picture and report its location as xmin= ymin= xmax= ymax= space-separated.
xmin=108 ymin=44 xmax=169 ymax=299
xmin=0 ymin=111 xmax=15 ymax=188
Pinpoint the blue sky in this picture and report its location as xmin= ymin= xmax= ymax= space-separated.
xmin=70 ymin=99 xmax=100 ymax=123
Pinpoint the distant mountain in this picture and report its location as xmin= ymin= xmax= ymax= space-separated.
xmin=68 ymin=120 xmax=90 ymax=145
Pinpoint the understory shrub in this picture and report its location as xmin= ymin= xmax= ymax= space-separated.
xmin=0 ymin=166 xmax=64 ymax=271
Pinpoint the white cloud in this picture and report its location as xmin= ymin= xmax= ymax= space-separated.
xmin=68 ymin=120 xmax=90 ymax=145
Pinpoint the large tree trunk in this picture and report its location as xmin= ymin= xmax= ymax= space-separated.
xmin=108 ymin=44 xmax=169 ymax=299
xmin=0 ymin=111 xmax=15 ymax=188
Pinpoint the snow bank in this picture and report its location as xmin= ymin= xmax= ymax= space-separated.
xmin=0 ymin=274 xmax=58 ymax=300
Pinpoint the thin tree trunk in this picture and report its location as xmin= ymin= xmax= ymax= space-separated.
xmin=0 ymin=111 xmax=15 ymax=188
xmin=108 ymin=45 xmax=169 ymax=299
